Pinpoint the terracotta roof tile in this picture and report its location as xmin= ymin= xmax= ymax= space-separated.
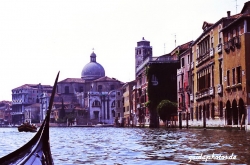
xmin=59 ymin=78 xmax=85 ymax=83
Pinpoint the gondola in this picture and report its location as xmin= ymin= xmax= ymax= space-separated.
xmin=0 ymin=72 xmax=59 ymax=165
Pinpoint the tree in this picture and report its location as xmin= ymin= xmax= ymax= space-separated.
xmin=157 ymin=100 xmax=177 ymax=126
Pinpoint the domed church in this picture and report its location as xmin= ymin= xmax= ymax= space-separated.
xmin=55 ymin=51 xmax=124 ymax=125
xmin=81 ymin=51 xmax=105 ymax=81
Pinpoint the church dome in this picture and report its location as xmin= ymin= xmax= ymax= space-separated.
xmin=81 ymin=51 xmax=105 ymax=80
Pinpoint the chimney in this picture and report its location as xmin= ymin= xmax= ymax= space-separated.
xmin=227 ymin=11 xmax=231 ymax=18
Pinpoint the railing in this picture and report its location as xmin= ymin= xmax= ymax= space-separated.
xmin=196 ymin=51 xmax=210 ymax=67
xmin=195 ymin=86 xmax=214 ymax=100
xmin=177 ymin=68 xmax=183 ymax=75
xmin=150 ymin=56 xmax=178 ymax=62
xmin=136 ymin=55 xmax=179 ymax=73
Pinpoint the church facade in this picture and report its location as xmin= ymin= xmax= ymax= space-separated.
xmin=55 ymin=51 xmax=124 ymax=125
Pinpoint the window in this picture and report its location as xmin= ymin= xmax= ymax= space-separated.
xmin=227 ymin=70 xmax=230 ymax=86
xmin=211 ymin=37 xmax=214 ymax=48
xmin=79 ymin=86 xmax=83 ymax=92
xmin=219 ymin=61 xmax=222 ymax=84
xmin=65 ymin=86 xmax=69 ymax=94
xmin=227 ymin=32 xmax=231 ymax=41
xmin=117 ymin=92 xmax=120 ymax=96
xmin=110 ymin=85 xmax=115 ymax=90
xmin=98 ymin=85 xmax=102 ymax=92
xmin=117 ymin=100 xmax=121 ymax=108
xmin=233 ymin=29 xmax=236 ymax=37
xmin=188 ymin=55 xmax=190 ymax=64
xmin=218 ymin=32 xmax=222 ymax=44
xmin=197 ymin=68 xmax=211 ymax=91
xmin=181 ymin=57 xmax=185 ymax=67
xmin=237 ymin=66 xmax=242 ymax=84
xmin=118 ymin=113 xmax=120 ymax=117
xmin=232 ymin=68 xmax=235 ymax=85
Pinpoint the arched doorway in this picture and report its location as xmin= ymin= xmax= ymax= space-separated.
xmin=206 ymin=104 xmax=210 ymax=119
xmin=232 ymin=99 xmax=238 ymax=125
xmin=211 ymin=103 xmax=215 ymax=119
xmin=199 ymin=105 xmax=202 ymax=120
xmin=226 ymin=100 xmax=232 ymax=125
xmin=203 ymin=104 xmax=206 ymax=128
xmin=239 ymin=98 xmax=245 ymax=125
xmin=219 ymin=101 xmax=223 ymax=118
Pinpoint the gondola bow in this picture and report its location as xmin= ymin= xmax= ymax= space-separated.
xmin=0 ymin=72 xmax=60 ymax=165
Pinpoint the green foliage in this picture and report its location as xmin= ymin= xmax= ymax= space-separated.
xmin=146 ymin=62 xmax=179 ymax=127
xmin=157 ymin=100 xmax=177 ymax=122
xmin=145 ymin=101 xmax=151 ymax=108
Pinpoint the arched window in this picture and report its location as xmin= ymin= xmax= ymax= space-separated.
xmin=111 ymin=101 xmax=115 ymax=107
xmin=92 ymin=100 xmax=101 ymax=107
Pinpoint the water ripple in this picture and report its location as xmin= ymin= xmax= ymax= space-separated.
xmin=0 ymin=127 xmax=250 ymax=164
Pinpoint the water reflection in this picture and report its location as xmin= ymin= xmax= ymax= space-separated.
xmin=0 ymin=127 xmax=250 ymax=164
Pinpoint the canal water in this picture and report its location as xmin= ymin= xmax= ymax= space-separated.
xmin=0 ymin=127 xmax=250 ymax=164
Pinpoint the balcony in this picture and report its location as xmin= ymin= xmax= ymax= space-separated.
xmin=217 ymin=43 xmax=222 ymax=54
xmin=209 ymin=87 xmax=214 ymax=96
xmin=191 ymin=62 xmax=194 ymax=69
xmin=177 ymin=68 xmax=183 ymax=75
xmin=229 ymin=39 xmax=235 ymax=50
xmin=217 ymin=84 xmax=223 ymax=94
xmin=190 ymin=94 xmax=193 ymax=102
xmin=196 ymin=51 xmax=210 ymax=67
xmin=209 ymin=48 xmax=214 ymax=57
xmin=195 ymin=87 xmax=214 ymax=100
xmin=234 ymin=36 xmax=241 ymax=48
xmin=224 ymin=42 xmax=230 ymax=53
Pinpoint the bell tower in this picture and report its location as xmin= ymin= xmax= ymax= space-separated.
xmin=135 ymin=37 xmax=152 ymax=76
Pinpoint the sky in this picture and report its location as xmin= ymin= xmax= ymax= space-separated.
xmin=0 ymin=0 xmax=247 ymax=101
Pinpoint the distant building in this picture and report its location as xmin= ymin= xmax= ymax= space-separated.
xmin=11 ymin=84 xmax=52 ymax=124
xmin=0 ymin=101 xmax=12 ymax=126
xmin=176 ymin=42 xmax=193 ymax=127
xmin=24 ymin=103 xmax=40 ymax=123
xmin=122 ymin=80 xmax=136 ymax=127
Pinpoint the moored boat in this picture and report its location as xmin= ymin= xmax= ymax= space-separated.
xmin=18 ymin=123 xmax=37 ymax=132
xmin=94 ymin=123 xmax=114 ymax=127
xmin=0 ymin=72 xmax=59 ymax=165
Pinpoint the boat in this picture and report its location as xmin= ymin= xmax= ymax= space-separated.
xmin=18 ymin=123 xmax=37 ymax=132
xmin=0 ymin=72 xmax=59 ymax=165
xmin=94 ymin=123 xmax=114 ymax=127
